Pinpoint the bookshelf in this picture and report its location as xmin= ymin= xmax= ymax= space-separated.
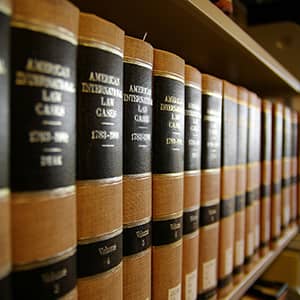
xmin=222 ymin=225 xmax=298 ymax=300
xmin=71 ymin=0 xmax=300 ymax=96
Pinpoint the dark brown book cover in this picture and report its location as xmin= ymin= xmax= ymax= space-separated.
xmin=233 ymin=87 xmax=248 ymax=283
xmin=123 ymin=36 xmax=153 ymax=300
xmin=152 ymin=49 xmax=185 ymax=300
xmin=271 ymin=102 xmax=283 ymax=248
xmin=282 ymin=106 xmax=292 ymax=231
xmin=182 ymin=65 xmax=201 ymax=300
xmin=76 ymin=13 xmax=124 ymax=299
xmin=197 ymin=74 xmax=222 ymax=300
xmin=10 ymin=1 xmax=79 ymax=299
xmin=0 ymin=0 xmax=11 ymax=298
xmin=260 ymin=100 xmax=272 ymax=256
xmin=290 ymin=111 xmax=298 ymax=224
xmin=218 ymin=81 xmax=237 ymax=297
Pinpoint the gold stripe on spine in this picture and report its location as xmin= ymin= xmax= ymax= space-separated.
xmin=153 ymin=172 xmax=184 ymax=177
xmin=0 ymin=188 xmax=9 ymax=201
xmin=78 ymin=262 xmax=122 ymax=281
xmin=78 ymin=227 xmax=122 ymax=245
xmin=201 ymin=90 xmax=222 ymax=99
xmin=184 ymin=170 xmax=201 ymax=176
xmin=79 ymin=38 xmax=123 ymax=58
xmin=153 ymin=70 xmax=184 ymax=83
xmin=185 ymin=82 xmax=201 ymax=91
xmin=123 ymin=217 xmax=151 ymax=228
xmin=202 ymin=198 xmax=219 ymax=207
xmin=12 ymin=185 xmax=75 ymax=204
xmin=124 ymin=57 xmax=152 ymax=70
xmin=13 ymin=246 xmax=76 ymax=271
xmin=0 ymin=2 xmax=11 ymax=15
xmin=201 ymin=168 xmax=220 ymax=174
xmin=11 ymin=16 xmax=77 ymax=45
xmin=224 ymin=95 xmax=239 ymax=104
xmin=124 ymin=172 xmax=151 ymax=179
xmin=77 ymin=176 xmax=122 ymax=185
xmin=152 ymin=211 xmax=183 ymax=222
xmin=184 ymin=204 xmax=200 ymax=213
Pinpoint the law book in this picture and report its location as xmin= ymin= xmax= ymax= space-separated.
xmin=281 ymin=106 xmax=292 ymax=231
xmin=253 ymin=96 xmax=261 ymax=261
xmin=298 ymin=114 xmax=300 ymax=223
xmin=76 ymin=13 xmax=124 ymax=299
xmin=290 ymin=111 xmax=298 ymax=224
xmin=197 ymin=74 xmax=222 ymax=300
xmin=218 ymin=81 xmax=237 ymax=297
xmin=244 ymin=91 xmax=257 ymax=271
xmin=10 ymin=0 xmax=78 ymax=298
xmin=260 ymin=100 xmax=272 ymax=256
xmin=233 ymin=87 xmax=248 ymax=283
xmin=0 ymin=0 xmax=11 ymax=298
xmin=152 ymin=49 xmax=184 ymax=300
xmin=123 ymin=36 xmax=153 ymax=300
xmin=270 ymin=102 xmax=283 ymax=248
xmin=182 ymin=65 xmax=201 ymax=300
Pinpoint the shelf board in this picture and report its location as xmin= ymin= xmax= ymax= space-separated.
xmin=71 ymin=0 xmax=300 ymax=96
xmin=221 ymin=225 xmax=298 ymax=300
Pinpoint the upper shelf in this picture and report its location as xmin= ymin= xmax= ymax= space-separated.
xmin=71 ymin=0 xmax=300 ymax=97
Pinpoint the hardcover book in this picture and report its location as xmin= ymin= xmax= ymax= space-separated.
xmin=152 ymin=49 xmax=185 ymax=300
xmin=10 ymin=0 xmax=79 ymax=298
xmin=233 ymin=87 xmax=248 ymax=283
xmin=260 ymin=100 xmax=272 ymax=256
xmin=182 ymin=65 xmax=201 ymax=300
xmin=253 ymin=96 xmax=261 ymax=261
xmin=123 ymin=36 xmax=153 ymax=300
xmin=218 ymin=81 xmax=238 ymax=297
xmin=0 ymin=0 xmax=11 ymax=298
xmin=282 ymin=106 xmax=292 ymax=230
xmin=271 ymin=102 xmax=283 ymax=248
xmin=290 ymin=111 xmax=298 ymax=224
xmin=197 ymin=74 xmax=222 ymax=300
xmin=76 ymin=13 xmax=124 ymax=299
xmin=245 ymin=92 xmax=257 ymax=270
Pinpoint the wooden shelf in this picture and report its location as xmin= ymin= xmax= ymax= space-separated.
xmin=71 ymin=0 xmax=300 ymax=96
xmin=221 ymin=225 xmax=298 ymax=300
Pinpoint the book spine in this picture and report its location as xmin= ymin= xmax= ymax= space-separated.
xmin=0 ymin=1 xmax=11 ymax=299
xmin=282 ymin=107 xmax=292 ymax=230
xmin=152 ymin=49 xmax=185 ymax=300
xmin=298 ymin=113 xmax=300 ymax=223
xmin=76 ymin=13 xmax=124 ymax=299
xmin=245 ymin=92 xmax=256 ymax=270
xmin=253 ymin=96 xmax=261 ymax=261
xmin=182 ymin=65 xmax=201 ymax=300
xmin=290 ymin=112 xmax=298 ymax=224
xmin=218 ymin=81 xmax=237 ymax=297
xmin=10 ymin=1 xmax=78 ymax=298
xmin=123 ymin=36 xmax=153 ymax=300
xmin=198 ymin=74 xmax=222 ymax=300
xmin=260 ymin=100 xmax=272 ymax=256
xmin=271 ymin=103 xmax=283 ymax=247
xmin=233 ymin=87 xmax=248 ymax=283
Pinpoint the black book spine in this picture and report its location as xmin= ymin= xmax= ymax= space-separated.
xmin=10 ymin=2 xmax=79 ymax=298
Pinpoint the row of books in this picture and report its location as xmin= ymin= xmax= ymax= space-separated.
xmin=0 ymin=0 xmax=299 ymax=299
